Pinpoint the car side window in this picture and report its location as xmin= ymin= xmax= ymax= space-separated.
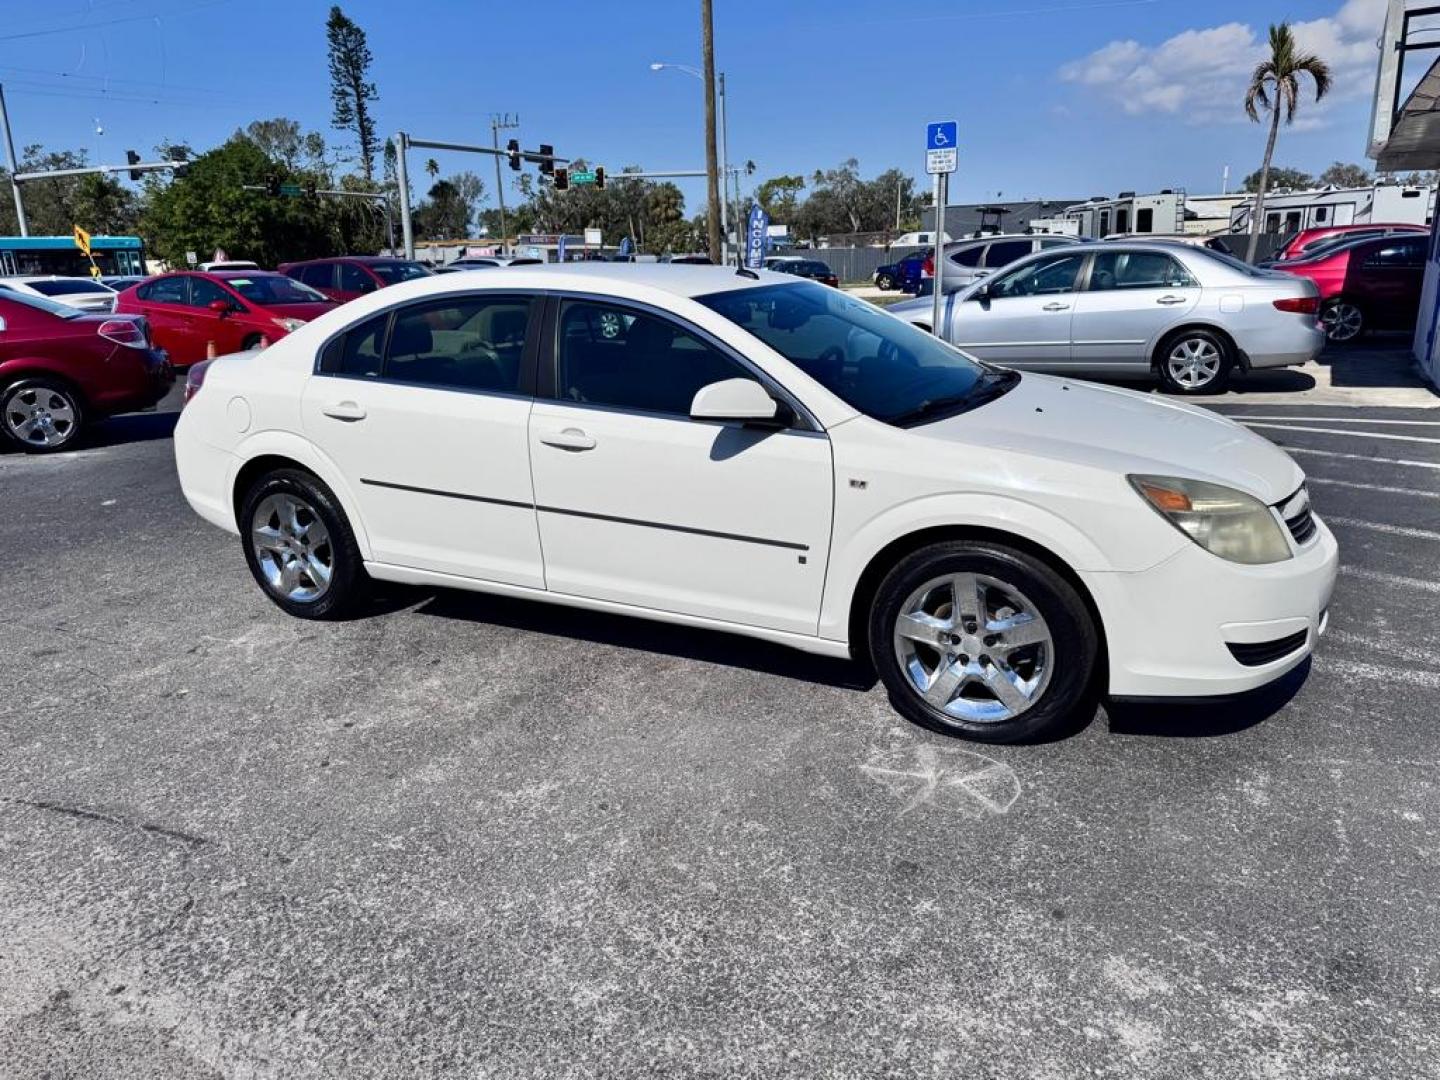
xmin=985 ymin=253 xmax=1086 ymax=299
xmin=556 ymin=299 xmax=748 ymax=417
xmin=982 ymin=240 xmax=1031 ymax=268
xmin=188 ymin=277 xmax=233 ymax=309
xmin=298 ymin=264 xmax=335 ymax=290
xmin=139 ymin=277 xmax=189 ymax=305
xmin=948 ymin=245 xmax=983 ymax=267
xmin=1087 ymin=251 xmax=1197 ymax=291
xmin=1365 ymin=240 xmax=1425 ymax=269
xmin=340 ymin=263 xmax=377 ymax=293
xmin=321 ymin=311 xmax=388 ymax=378
xmin=382 ymin=295 xmax=534 ymax=392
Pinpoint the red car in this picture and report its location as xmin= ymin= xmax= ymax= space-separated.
xmin=1275 ymin=232 xmax=1428 ymax=343
xmin=0 ymin=291 xmax=173 ymax=453
xmin=114 ymin=271 xmax=337 ymax=367
xmin=278 ymin=256 xmax=432 ymax=303
xmin=1269 ymin=222 xmax=1426 ymax=264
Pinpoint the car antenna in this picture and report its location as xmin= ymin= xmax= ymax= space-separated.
xmin=736 ymin=264 xmax=759 ymax=280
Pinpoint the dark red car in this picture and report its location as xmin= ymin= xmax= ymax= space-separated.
xmin=1275 ymin=232 xmax=1428 ymax=343
xmin=0 ymin=291 xmax=173 ymax=453
xmin=1268 ymin=222 xmax=1426 ymax=264
xmin=278 ymin=256 xmax=432 ymax=303
xmin=114 ymin=271 xmax=337 ymax=367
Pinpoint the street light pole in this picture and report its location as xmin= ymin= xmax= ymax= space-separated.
xmin=650 ymin=62 xmax=733 ymax=263
xmin=0 ymin=84 xmax=29 ymax=237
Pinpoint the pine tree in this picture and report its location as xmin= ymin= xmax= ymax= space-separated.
xmin=326 ymin=6 xmax=379 ymax=182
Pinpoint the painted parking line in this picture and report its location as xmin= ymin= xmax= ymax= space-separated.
xmin=1277 ymin=446 xmax=1440 ymax=471
xmin=1308 ymin=476 xmax=1440 ymax=499
xmin=1339 ymin=564 xmax=1440 ymax=594
xmin=1240 ymin=422 xmax=1440 ymax=446
xmin=1325 ymin=516 xmax=1440 ymax=541
xmin=1226 ymin=415 xmax=1440 ymax=426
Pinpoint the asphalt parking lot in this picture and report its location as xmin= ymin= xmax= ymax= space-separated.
xmin=2 ymin=366 xmax=1438 ymax=1078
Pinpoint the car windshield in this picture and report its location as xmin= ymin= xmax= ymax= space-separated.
xmin=29 ymin=279 xmax=113 ymax=296
xmin=224 ymin=275 xmax=329 ymax=305
xmin=698 ymin=281 xmax=1008 ymax=427
xmin=0 ymin=289 xmax=83 ymax=319
xmin=368 ymin=261 xmax=432 ymax=284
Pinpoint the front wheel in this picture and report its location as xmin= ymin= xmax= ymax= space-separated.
xmin=1157 ymin=329 xmax=1232 ymax=394
xmin=868 ymin=541 xmax=1098 ymax=743
xmin=1319 ymin=299 xmax=1363 ymax=344
xmin=0 ymin=377 xmax=84 ymax=453
xmin=876 ymin=273 xmax=895 ymax=291
xmin=240 ymin=469 xmax=368 ymax=619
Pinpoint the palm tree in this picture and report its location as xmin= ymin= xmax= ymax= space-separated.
xmin=1244 ymin=23 xmax=1331 ymax=261
xmin=425 ymin=158 xmax=440 ymax=181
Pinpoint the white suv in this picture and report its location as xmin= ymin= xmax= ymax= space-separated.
xmin=174 ymin=265 xmax=1336 ymax=742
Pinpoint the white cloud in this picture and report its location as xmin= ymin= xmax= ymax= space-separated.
xmin=1058 ymin=0 xmax=1387 ymax=128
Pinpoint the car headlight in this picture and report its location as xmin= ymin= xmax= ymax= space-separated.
xmin=1129 ymin=474 xmax=1291 ymax=564
xmin=272 ymin=317 xmax=306 ymax=332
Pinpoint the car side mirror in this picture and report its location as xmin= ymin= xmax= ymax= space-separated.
xmin=208 ymin=299 xmax=233 ymax=315
xmin=690 ymin=378 xmax=779 ymax=424
xmin=972 ymin=282 xmax=992 ymax=301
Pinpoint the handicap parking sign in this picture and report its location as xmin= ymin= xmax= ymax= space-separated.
xmin=927 ymin=122 xmax=958 ymax=151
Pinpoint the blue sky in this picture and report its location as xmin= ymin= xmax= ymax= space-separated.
xmin=0 ymin=0 xmax=1397 ymax=213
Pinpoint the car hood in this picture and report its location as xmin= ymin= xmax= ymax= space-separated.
xmin=913 ymin=373 xmax=1304 ymax=504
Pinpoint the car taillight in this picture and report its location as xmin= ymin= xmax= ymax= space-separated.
xmin=1273 ymin=297 xmax=1319 ymax=314
xmin=922 ymin=254 xmax=934 ymax=277
xmin=97 ymin=318 xmax=148 ymax=349
xmin=183 ymin=359 xmax=213 ymax=406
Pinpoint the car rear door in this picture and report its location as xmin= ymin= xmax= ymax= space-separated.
xmin=337 ymin=262 xmax=379 ymax=303
xmin=527 ymin=295 xmax=833 ymax=635
xmin=945 ymin=249 xmax=1086 ymax=368
xmin=296 ymin=263 xmax=342 ymax=301
xmin=300 ymin=291 xmax=545 ymax=586
xmin=1068 ymin=249 xmax=1201 ymax=371
xmin=128 ymin=276 xmax=193 ymax=361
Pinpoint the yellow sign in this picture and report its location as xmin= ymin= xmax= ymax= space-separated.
xmin=73 ymin=225 xmax=91 ymax=256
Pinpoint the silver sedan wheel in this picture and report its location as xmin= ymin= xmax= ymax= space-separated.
xmin=250 ymin=493 xmax=333 ymax=603
xmin=1165 ymin=337 xmax=1222 ymax=389
xmin=1321 ymin=301 xmax=1363 ymax=342
xmin=3 ymin=384 xmax=78 ymax=449
xmin=892 ymin=572 xmax=1053 ymax=725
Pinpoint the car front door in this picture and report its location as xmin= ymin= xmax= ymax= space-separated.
xmin=1354 ymin=237 xmax=1426 ymax=330
xmin=527 ymin=296 xmax=833 ymax=635
xmin=186 ymin=275 xmax=253 ymax=355
xmin=300 ymin=292 xmax=545 ymax=586
xmin=944 ymin=250 xmax=1086 ymax=369
xmin=1068 ymin=250 xmax=1201 ymax=371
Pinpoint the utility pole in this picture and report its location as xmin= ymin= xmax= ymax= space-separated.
xmin=395 ymin=133 xmax=413 ymax=259
xmin=0 ymin=84 xmax=29 ymax=237
xmin=700 ymin=0 xmax=722 ymax=264
xmin=717 ymin=73 xmax=730 ymax=264
xmin=491 ymin=113 xmax=519 ymax=254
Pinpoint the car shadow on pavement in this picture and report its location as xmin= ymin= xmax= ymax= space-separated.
xmin=1102 ymin=657 xmax=1310 ymax=738
xmin=1316 ymin=340 xmax=1436 ymax=390
xmin=87 ymin=409 xmax=180 ymax=449
xmin=1096 ymin=369 xmax=1318 ymax=397
xmin=413 ymin=588 xmax=878 ymax=691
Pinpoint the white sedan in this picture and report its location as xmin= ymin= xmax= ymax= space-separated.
xmin=174 ymin=265 xmax=1337 ymax=743
xmin=0 ymin=275 xmax=117 ymax=312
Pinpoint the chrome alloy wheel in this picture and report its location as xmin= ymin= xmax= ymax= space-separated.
xmin=1165 ymin=337 xmax=1221 ymax=389
xmin=1320 ymin=301 xmax=1363 ymax=342
xmin=3 ymin=385 xmax=78 ymax=448
xmin=250 ymin=493 xmax=334 ymax=602
xmin=892 ymin=572 xmax=1053 ymax=724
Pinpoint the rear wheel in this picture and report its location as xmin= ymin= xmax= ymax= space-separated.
xmin=868 ymin=541 xmax=1098 ymax=743
xmin=1157 ymin=329 xmax=1232 ymax=394
xmin=876 ymin=272 xmax=896 ymax=291
xmin=1320 ymin=299 xmax=1363 ymax=343
xmin=0 ymin=377 xmax=84 ymax=453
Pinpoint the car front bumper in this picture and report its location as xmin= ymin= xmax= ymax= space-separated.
xmin=1082 ymin=514 xmax=1338 ymax=698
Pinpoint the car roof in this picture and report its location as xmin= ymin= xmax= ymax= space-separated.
xmin=209 ymin=269 xmax=286 ymax=278
xmin=355 ymin=263 xmax=805 ymax=300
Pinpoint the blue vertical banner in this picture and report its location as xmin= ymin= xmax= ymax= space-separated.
xmin=618 ymin=236 xmax=633 ymax=257
xmin=557 ymin=235 xmax=568 ymax=263
xmin=745 ymin=204 xmax=769 ymax=269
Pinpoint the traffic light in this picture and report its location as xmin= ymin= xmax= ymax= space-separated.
xmin=538 ymin=144 xmax=554 ymax=176
xmin=594 ymin=166 xmax=605 ymax=190
xmin=506 ymin=138 xmax=521 ymax=171
xmin=265 ymin=174 xmax=281 ymax=197
xmin=553 ymin=167 xmax=569 ymax=192
xmin=126 ymin=150 xmax=142 ymax=181
xmin=304 ymin=180 xmax=318 ymax=199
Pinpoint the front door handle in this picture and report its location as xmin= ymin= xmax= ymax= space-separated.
xmin=1156 ymin=295 xmax=1188 ymax=305
xmin=539 ymin=427 xmax=596 ymax=451
xmin=322 ymin=401 xmax=367 ymax=422
xmin=1042 ymin=302 xmax=1070 ymax=311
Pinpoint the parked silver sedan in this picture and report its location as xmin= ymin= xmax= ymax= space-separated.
xmin=888 ymin=242 xmax=1325 ymax=394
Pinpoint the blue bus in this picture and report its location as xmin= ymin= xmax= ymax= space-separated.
xmin=0 ymin=235 xmax=147 ymax=277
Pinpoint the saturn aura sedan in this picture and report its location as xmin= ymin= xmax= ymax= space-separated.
xmin=174 ymin=265 xmax=1337 ymax=743
xmin=889 ymin=242 xmax=1325 ymax=394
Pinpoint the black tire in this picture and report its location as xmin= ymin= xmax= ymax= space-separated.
xmin=1156 ymin=328 xmax=1233 ymax=395
xmin=0 ymin=376 xmax=85 ymax=454
xmin=868 ymin=541 xmax=1098 ymax=743
xmin=876 ymin=273 xmax=895 ymax=291
xmin=239 ymin=468 xmax=368 ymax=619
xmin=1319 ymin=298 xmax=1364 ymax=344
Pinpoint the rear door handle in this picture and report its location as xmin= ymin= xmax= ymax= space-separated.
xmin=539 ymin=427 xmax=596 ymax=451
xmin=1042 ymin=302 xmax=1070 ymax=311
xmin=322 ymin=401 xmax=366 ymax=421
xmin=1156 ymin=295 xmax=1188 ymax=305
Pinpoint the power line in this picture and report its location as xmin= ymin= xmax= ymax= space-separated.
xmin=0 ymin=0 xmax=234 ymax=42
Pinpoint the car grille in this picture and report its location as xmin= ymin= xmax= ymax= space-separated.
xmin=1277 ymin=486 xmax=1316 ymax=546
xmin=1227 ymin=629 xmax=1309 ymax=667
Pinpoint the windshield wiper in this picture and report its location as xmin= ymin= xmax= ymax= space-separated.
xmin=885 ymin=369 xmax=1020 ymax=428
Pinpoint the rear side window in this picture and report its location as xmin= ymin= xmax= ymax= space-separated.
xmin=1364 ymin=239 xmax=1426 ymax=269
xmin=947 ymin=244 xmax=983 ymax=267
xmin=339 ymin=262 xmax=378 ymax=294
xmin=321 ymin=311 xmax=388 ymax=378
xmin=1088 ymin=251 xmax=1197 ymax=291
xmin=297 ymin=264 xmax=336 ymax=290
xmin=982 ymin=240 xmax=1032 ymax=268
xmin=138 ymin=277 xmax=188 ymax=304
xmin=384 ymin=295 xmax=534 ymax=392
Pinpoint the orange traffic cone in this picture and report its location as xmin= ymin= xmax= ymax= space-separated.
xmin=206 ymin=340 xmax=217 ymax=360
xmin=258 ymin=335 xmax=270 ymax=349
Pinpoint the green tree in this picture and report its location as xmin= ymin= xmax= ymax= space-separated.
xmin=1319 ymin=161 xmax=1371 ymax=188
xmin=1241 ymin=166 xmax=1313 ymax=192
xmin=0 ymin=146 xmax=139 ymax=236
xmin=1244 ymin=23 xmax=1331 ymax=259
xmin=327 ymin=5 xmax=380 ymax=182
xmin=754 ymin=174 xmax=805 ymax=222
